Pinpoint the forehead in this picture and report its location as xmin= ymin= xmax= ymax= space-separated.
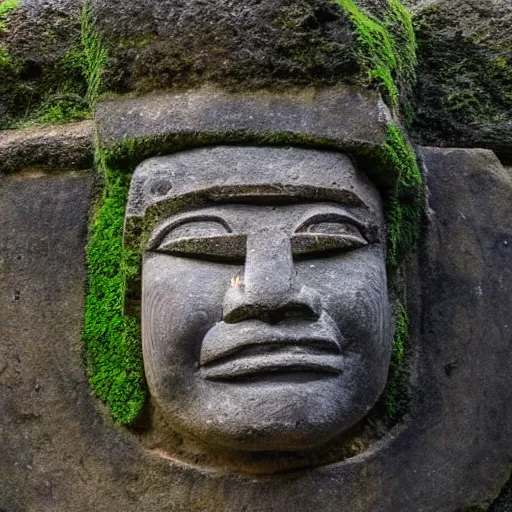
xmin=125 ymin=146 xmax=383 ymax=248
xmin=129 ymin=146 xmax=381 ymax=209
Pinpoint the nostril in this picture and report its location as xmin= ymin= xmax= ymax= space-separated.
xmin=223 ymin=283 xmax=323 ymax=324
xmin=265 ymin=304 xmax=319 ymax=324
xmin=223 ymin=299 xmax=320 ymax=324
xmin=223 ymin=303 xmax=267 ymax=324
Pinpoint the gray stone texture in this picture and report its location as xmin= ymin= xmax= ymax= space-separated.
xmin=0 ymin=121 xmax=94 ymax=174
xmin=0 ymin=0 xmax=364 ymax=127
xmin=1 ymin=147 xmax=512 ymax=510
xmin=96 ymin=85 xmax=391 ymax=150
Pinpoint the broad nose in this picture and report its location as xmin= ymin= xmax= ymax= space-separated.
xmin=223 ymin=229 xmax=321 ymax=323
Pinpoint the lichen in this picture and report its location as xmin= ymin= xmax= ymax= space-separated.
xmin=410 ymin=3 xmax=512 ymax=161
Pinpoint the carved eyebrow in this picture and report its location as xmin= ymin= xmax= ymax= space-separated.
xmin=206 ymin=185 xmax=370 ymax=209
xmin=147 ymin=215 xmax=233 ymax=249
xmin=294 ymin=212 xmax=368 ymax=233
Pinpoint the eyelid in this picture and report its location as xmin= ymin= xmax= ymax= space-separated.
xmin=147 ymin=215 xmax=233 ymax=250
xmin=155 ymin=234 xmax=247 ymax=262
xmin=295 ymin=212 xmax=368 ymax=235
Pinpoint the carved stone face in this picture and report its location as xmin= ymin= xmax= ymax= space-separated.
xmin=137 ymin=147 xmax=392 ymax=455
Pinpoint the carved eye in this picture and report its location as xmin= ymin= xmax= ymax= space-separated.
xmin=305 ymin=222 xmax=363 ymax=237
xmin=152 ymin=219 xmax=246 ymax=262
xmin=291 ymin=216 xmax=368 ymax=256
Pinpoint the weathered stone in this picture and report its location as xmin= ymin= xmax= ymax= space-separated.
xmin=1 ymin=147 xmax=511 ymax=510
xmin=1 ymin=0 xmax=511 ymax=508
xmin=0 ymin=121 xmax=94 ymax=173
xmin=0 ymin=1 xmax=86 ymax=129
xmin=408 ymin=0 xmax=512 ymax=163
xmin=96 ymin=85 xmax=392 ymax=151
xmin=7 ymin=0 xmax=359 ymax=94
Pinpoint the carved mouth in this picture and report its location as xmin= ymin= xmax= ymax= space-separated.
xmin=200 ymin=349 xmax=343 ymax=380
xmin=199 ymin=313 xmax=343 ymax=380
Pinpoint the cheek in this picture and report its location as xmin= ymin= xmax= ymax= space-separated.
xmin=141 ymin=254 xmax=238 ymax=388
xmin=296 ymin=249 xmax=390 ymax=356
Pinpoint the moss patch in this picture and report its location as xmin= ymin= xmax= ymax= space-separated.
xmin=273 ymin=0 xmax=353 ymax=75
xmin=83 ymin=161 xmax=146 ymax=424
xmin=0 ymin=0 xmax=21 ymax=109
xmin=1 ymin=0 xmax=418 ymax=111
xmin=373 ymin=125 xmax=422 ymax=424
xmin=378 ymin=300 xmax=409 ymax=424
xmin=334 ymin=0 xmax=416 ymax=107
xmin=80 ymin=4 xmax=108 ymax=108
xmin=0 ymin=0 xmax=18 ymax=31
xmin=0 ymin=4 xmax=107 ymax=128
xmin=410 ymin=2 xmax=512 ymax=161
xmin=379 ymin=124 xmax=423 ymax=272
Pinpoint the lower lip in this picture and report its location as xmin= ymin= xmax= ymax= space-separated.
xmin=200 ymin=353 xmax=343 ymax=381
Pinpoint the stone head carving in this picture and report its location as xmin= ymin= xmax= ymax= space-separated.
xmin=125 ymin=145 xmax=393 ymax=469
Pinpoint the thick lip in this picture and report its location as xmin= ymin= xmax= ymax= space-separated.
xmin=200 ymin=312 xmax=343 ymax=380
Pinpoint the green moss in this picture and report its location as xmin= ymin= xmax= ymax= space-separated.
xmin=80 ymin=4 xmax=108 ymax=107
xmin=117 ymin=35 xmax=155 ymax=49
xmin=0 ymin=41 xmax=18 ymax=69
xmin=0 ymin=0 xmax=18 ymax=16
xmin=83 ymin=159 xmax=146 ymax=424
xmin=274 ymin=1 xmax=345 ymax=72
xmin=334 ymin=0 xmax=416 ymax=107
xmin=21 ymin=44 xmax=89 ymax=126
xmin=373 ymin=124 xmax=423 ymax=422
xmin=0 ymin=0 xmax=18 ymax=31
xmin=0 ymin=0 xmax=20 ymax=86
xmin=379 ymin=124 xmax=423 ymax=272
xmin=27 ymin=5 xmax=107 ymax=125
xmin=101 ymin=126 xmax=424 ymax=275
xmin=0 ymin=3 xmax=107 ymax=128
xmin=378 ymin=300 xmax=409 ymax=424
xmin=411 ymin=4 xmax=512 ymax=157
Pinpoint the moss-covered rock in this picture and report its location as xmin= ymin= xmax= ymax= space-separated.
xmin=409 ymin=0 xmax=512 ymax=163
xmin=0 ymin=2 xmax=108 ymax=128
xmin=0 ymin=0 xmax=417 ymax=127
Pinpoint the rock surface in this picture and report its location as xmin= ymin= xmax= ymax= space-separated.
xmin=1 ymin=0 xmax=511 ymax=162
xmin=0 ymin=121 xmax=94 ymax=173
xmin=96 ymin=85 xmax=391 ymax=150
xmin=409 ymin=0 xmax=512 ymax=163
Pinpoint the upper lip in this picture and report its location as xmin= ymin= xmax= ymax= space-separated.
xmin=199 ymin=312 xmax=343 ymax=379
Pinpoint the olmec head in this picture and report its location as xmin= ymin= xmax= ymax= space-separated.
xmin=125 ymin=146 xmax=393 ymax=471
